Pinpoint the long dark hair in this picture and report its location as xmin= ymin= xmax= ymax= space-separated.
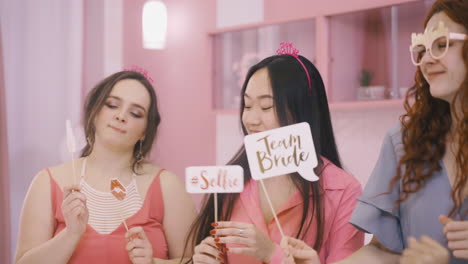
xmin=182 ymin=54 xmax=342 ymax=262
xmin=81 ymin=70 xmax=161 ymax=174
xmin=388 ymin=0 xmax=468 ymax=216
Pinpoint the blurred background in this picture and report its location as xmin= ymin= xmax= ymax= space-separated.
xmin=0 ymin=0 xmax=435 ymax=262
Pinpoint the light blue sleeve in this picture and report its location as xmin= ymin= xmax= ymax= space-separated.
xmin=349 ymin=125 xmax=405 ymax=253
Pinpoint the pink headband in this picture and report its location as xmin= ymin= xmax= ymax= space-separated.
xmin=276 ymin=42 xmax=312 ymax=93
xmin=124 ymin=65 xmax=154 ymax=84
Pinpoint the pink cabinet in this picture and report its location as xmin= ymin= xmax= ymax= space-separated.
xmin=211 ymin=0 xmax=435 ymax=110
xmin=329 ymin=0 xmax=434 ymax=102
xmin=211 ymin=19 xmax=316 ymax=110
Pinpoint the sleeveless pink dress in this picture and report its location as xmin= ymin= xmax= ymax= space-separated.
xmin=46 ymin=168 xmax=169 ymax=263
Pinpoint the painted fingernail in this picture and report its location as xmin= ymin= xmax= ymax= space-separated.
xmin=214 ymin=237 xmax=220 ymax=242
xmin=225 ymin=247 xmax=229 ymax=251
xmin=211 ymin=222 xmax=218 ymax=227
xmin=210 ymin=230 xmax=216 ymax=235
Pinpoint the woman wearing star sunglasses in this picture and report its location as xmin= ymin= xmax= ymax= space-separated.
xmin=337 ymin=0 xmax=468 ymax=264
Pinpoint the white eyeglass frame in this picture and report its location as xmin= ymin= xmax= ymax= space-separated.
xmin=409 ymin=21 xmax=467 ymax=66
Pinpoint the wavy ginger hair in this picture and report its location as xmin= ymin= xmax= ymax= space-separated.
xmin=389 ymin=0 xmax=468 ymax=216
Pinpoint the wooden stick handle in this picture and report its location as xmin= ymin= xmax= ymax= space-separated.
xmin=120 ymin=212 xmax=129 ymax=232
xmin=214 ymin=193 xmax=218 ymax=223
xmin=260 ymin=179 xmax=285 ymax=238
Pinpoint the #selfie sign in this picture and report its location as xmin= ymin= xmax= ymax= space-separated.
xmin=244 ymin=122 xmax=319 ymax=182
xmin=185 ymin=166 xmax=244 ymax=193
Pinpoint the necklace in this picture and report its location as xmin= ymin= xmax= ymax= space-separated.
xmin=82 ymin=158 xmax=130 ymax=200
xmin=110 ymin=178 xmax=127 ymax=200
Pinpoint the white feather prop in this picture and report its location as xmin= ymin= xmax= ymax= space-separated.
xmin=66 ymin=120 xmax=76 ymax=153
xmin=66 ymin=119 xmax=77 ymax=185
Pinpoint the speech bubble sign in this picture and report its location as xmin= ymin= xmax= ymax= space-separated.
xmin=185 ymin=166 xmax=244 ymax=193
xmin=244 ymin=122 xmax=318 ymax=181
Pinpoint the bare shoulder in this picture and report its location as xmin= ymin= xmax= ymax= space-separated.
xmin=29 ymin=169 xmax=52 ymax=194
xmin=135 ymin=161 xmax=180 ymax=187
xmin=157 ymin=167 xmax=195 ymax=211
xmin=46 ymin=158 xmax=84 ymax=189
xmin=159 ymin=169 xmax=183 ymax=190
xmin=154 ymin=166 xmax=196 ymax=224
xmin=133 ymin=162 xmax=178 ymax=199
xmin=16 ymin=169 xmax=56 ymax=262
xmin=24 ymin=168 xmax=54 ymax=211
xmin=136 ymin=163 xmax=191 ymax=208
xmin=135 ymin=162 xmax=165 ymax=186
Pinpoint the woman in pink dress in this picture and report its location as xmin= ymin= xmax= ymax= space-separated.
xmin=184 ymin=44 xmax=364 ymax=264
xmin=15 ymin=69 xmax=197 ymax=263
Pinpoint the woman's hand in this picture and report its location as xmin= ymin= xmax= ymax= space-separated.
xmin=280 ymin=236 xmax=320 ymax=264
xmin=193 ymin=236 xmax=224 ymax=264
xmin=400 ymin=236 xmax=449 ymax=264
xmin=61 ymin=185 xmax=88 ymax=238
xmin=125 ymin=227 xmax=154 ymax=264
xmin=440 ymin=215 xmax=468 ymax=259
xmin=214 ymin=221 xmax=276 ymax=263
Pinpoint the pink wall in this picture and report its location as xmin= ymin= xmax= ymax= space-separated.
xmin=396 ymin=1 xmax=429 ymax=89
xmin=83 ymin=0 xmax=105 ymax=96
xmin=0 ymin=29 xmax=11 ymax=264
xmin=329 ymin=12 xmax=366 ymax=101
xmin=123 ymin=0 xmax=216 ymax=182
xmin=363 ymin=9 xmax=390 ymax=88
xmin=264 ymin=0 xmax=419 ymax=22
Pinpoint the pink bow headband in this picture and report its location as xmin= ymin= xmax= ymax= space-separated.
xmin=276 ymin=42 xmax=312 ymax=93
xmin=124 ymin=65 xmax=154 ymax=84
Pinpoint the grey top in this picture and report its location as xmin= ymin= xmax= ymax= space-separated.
xmin=350 ymin=125 xmax=468 ymax=264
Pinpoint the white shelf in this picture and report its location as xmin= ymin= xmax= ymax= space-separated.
xmin=330 ymin=99 xmax=404 ymax=111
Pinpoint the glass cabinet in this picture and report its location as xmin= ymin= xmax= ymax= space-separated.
xmin=329 ymin=0 xmax=434 ymax=102
xmin=211 ymin=0 xmax=435 ymax=110
xmin=212 ymin=19 xmax=316 ymax=110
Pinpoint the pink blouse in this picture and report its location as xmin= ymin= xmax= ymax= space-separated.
xmin=226 ymin=158 xmax=364 ymax=264
xmin=47 ymin=168 xmax=169 ymax=263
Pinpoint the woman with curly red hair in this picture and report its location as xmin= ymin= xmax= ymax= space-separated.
xmin=340 ymin=0 xmax=468 ymax=263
